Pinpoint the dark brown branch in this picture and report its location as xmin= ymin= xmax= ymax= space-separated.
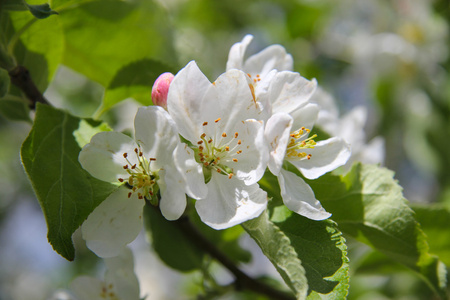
xmin=8 ymin=65 xmax=49 ymax=109
xmin=173 ymin=214 xmax=296 ymax=300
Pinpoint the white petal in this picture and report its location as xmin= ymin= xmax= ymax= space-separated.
xmin=278 ymin=169 xmax=331 ymax=220
xmin=200 ymin=69 xmax=259 ymax=136
xmin=78 ymin=132 xmax=138 ymax=183
xmin=195 ymin=173 xmax=267 ymax=230
xmin=226 ymin=34 xmax=253 ymax=71
xmin=244 ymin=44 xmax=294 ymax=76
xmin=104 ymin=248 xmax=140 ymax=300
xmin=134 ymin=106 xmax=178 ymax=168
xmin=166 ymin=61 xmax=212 ymax=142
xmin=231 ymin=119 xmax=269 ymax=185
xmin=290 ymin=103 xmax=320 ymax=132
xmin=290 ymin=137 xmax=351 ymax=179
xmin=70 ymin=276 xmax=105 ymax=300
xmin=158 ymin=167 xmax=188 ymax=220
xmin=81 ymin=188 xmax=145 ymax=258
xmin=270 ymin=72 xmax=317 ymax=115
xmin=265 ymin=113 xmax=293 ymax=175
xmin=173 ymin=143 xmax=207 ymax=199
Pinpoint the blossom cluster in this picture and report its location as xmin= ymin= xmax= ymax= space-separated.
xmin=78 ymin=35 xmax=352 ymax=260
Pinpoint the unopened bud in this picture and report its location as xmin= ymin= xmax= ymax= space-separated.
xmin=151 ymin=72 xmax=174 ymax=110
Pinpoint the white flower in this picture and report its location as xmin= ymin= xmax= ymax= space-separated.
xmin=78 ymin=106 xmax=204 ymax=257
xmin=226 ymin=34 xmax=317 ymax=119
xmin=70 ymin=247 xmax=140 ymax=300
xmin=265 ymin=104 xmax=351 ymax=220
xmin=167 ymin=61 xmax=269 ymax=229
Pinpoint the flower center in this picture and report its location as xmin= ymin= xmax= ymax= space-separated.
xmin=118 ymin=146 xmax=159 ymax=199
xmin=286 ymin=127 xmax=317 ymax=160
xmin=195 ymin=118 xmax=243 ymax=179
xmin=247 ymin=73 xmax=261 ymax=104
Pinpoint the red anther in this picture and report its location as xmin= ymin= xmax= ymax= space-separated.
xmin=215 ymin=118 xmax=221 ymax=123
xmin=123 ymin=153 xmax=128 ymax=158
xmin=139 ymin=152 xmax=143 ymax=156
xmin=134 ymin=148 xmax=138 ymax=153
xmin=128 ymin=192 xmax=132 ymax=198
xmin=150 ymin=158 xmax=156 ymax=161
xmin=118 ymin=178 xmax=124 ymax=182
xmin=201 ymin=133 xmax=206 ymax=138
xmin=198 ymin=140 xmax=203 ymax=145
xmin=123 ymin=165 xmax=129 ymax=169
xmin=131 ymin=164 xmax=136 ymax=169
xmin=203 ymin=122 xmax=208 ymax=126
xmin=208 ymin=139 xmax=213 ymax=143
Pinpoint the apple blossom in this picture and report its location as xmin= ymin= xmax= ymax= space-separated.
xmin=265 ymin=104 xmax=351 ymax=220
xmin=70 ymin=247 xmax=140 ymax=300
xmin=227 ymin=34 xmax=317 ymax=119
xmin=78 ymin=105 xmax=204 ymax=257
xmin=167 ymin=61 xmax=269 ymax=229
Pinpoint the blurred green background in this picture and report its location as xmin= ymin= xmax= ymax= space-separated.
xmin=1 ymin=0 xmax=450 ymax=299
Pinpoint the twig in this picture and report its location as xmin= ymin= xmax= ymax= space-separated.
xmin=173 ymin=214 xmax=296 ymax=300
xmin=8 ymin=65 xmax=49 ymax=109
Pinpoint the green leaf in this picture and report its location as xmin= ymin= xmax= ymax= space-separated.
xmin=21 ymin=103 xmax=117 ymax=260
xmin=143 ymin=203 xmax=204 ymax=272
xmin=306 ymin=163 xmax=448 ymax=298
xmin=242 ymin=210 xmax=309 ymax=299
xmin=269 ymin=206 xmax=349 ymax=299
xmin=25 ymin=2 xmax=58 ymax=19
xmin=0 ymin=68 xmax=10 ymax=97
xmin=144 ymin=202 xmax=251 ymax=272
xmin=0 ymin=95 xmax=31 ymax=122
xmin=98 ymin=59 xmax=176 ymax=116
xmin=60 ymin=0 xmax=175 ymax=87
xmin=411 ymin=204 xmax=450 ymax=266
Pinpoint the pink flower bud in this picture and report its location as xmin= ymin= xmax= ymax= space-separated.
xmin=151 ymin=72 xmax=174 ymax=110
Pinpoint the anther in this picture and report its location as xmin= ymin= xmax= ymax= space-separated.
xmin=123 ymin=165 xmax=129 ymax=169
xmin=222 ymin=132 xmax=227 ymax=137
xmin=198 ymin=140 xmax=203 ymax=145
xmin=237 ymin=140 xmax=242 ymax=145
xmin=128 ymin=192 xmax=132 ymax=198
xmin=131 ymin=164 xmax=136 ymax=169
xmin=236 ymin=150 xmax=242 ymax=154
xmin=203 ymin=122 xmax=208 ymax=126
xmin=123 ymin=153 xmax=128 ymax=158
xmin=225 ymin=146 xmax=230 ymax=151
xmin=228 ymin=173 xmax=234 ymax=179
xmin=234 ymin=132 xmax=238 ymax=138
xmin=307 ymin=154 xmax=312 ymax=160
xmin=139 ymin=152 xmax=143 ymax=156
xmin=150 ymin=158 xmax=156 ymax=161
xmin=201 ymin=133 xmax=206 ymax=138
xmin=134 ymin=148 xmax=138 ymax=153
xmin=208 ymin=139 xmax=213 ymax=143
xmin=118 ymin=178 xmax=124 ymax=182
xmin=215 ymin=118 xmax=221 ymax=123
xmin=232 ymin=158 xmax=238 ymax=162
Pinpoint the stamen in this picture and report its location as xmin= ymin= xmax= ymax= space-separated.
xmin=198 ymin=140 xmax=203 ymax=145
xmin=118 ymin=178 xmax=124 ymax=182
xmin=232 ymin=158 xmax=238 ymax=162
xmin=215 ymin=118 xmax=221 ymax=123
xmin=225 ymin=146 xmax=230 ymax=151
xmin=203 ymin=122 xmax=208 ymax=126
xmin=237 ymin=140 xmax=242 ymax=145
xmin=234 ymin=132 xmax=238 ymax=138
xmin=228 ymin=173 xmax=234 ymax=179
xmin=123 ymin=153 xmax=128 ymax=158
xmin=123 ymin=165 xmax=129 ymax=169
xmin=222 ymin=133 xmax=227 ymax=137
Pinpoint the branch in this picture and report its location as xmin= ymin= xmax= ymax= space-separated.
xmin=8 ymin=65 xmax=49 ymax=109
xmin=173 ymin=214 xmax=296 ymax=300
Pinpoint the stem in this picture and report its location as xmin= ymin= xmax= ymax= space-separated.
xmin=8 ymin=65 xmax=49 ymax=108
xmin=173 ymin=214 xmax=296 ymax=300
